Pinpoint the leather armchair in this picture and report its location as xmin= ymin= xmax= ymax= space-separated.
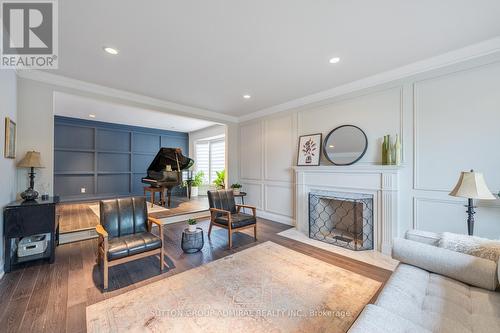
xmin=207 ymin=189 xmax=257 ymax=249
xmin=95 ymin=196 xmax=165 ymax=290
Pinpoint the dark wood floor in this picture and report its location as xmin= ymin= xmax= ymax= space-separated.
xmin=0 ymin=210 xmax=392 ymax=333
xmin=58 ymin=203 xmax=98 ymax=233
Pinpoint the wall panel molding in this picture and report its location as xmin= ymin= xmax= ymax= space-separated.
xmin=413 ymin=60 xmax=500 ymax=192
xmin=264 ymin=183 xmax=294 ymax=218
xmin=239 ymin=121 xmax=264 ymax=181
xmin=54 ymin=116 xmax=188 ymax=201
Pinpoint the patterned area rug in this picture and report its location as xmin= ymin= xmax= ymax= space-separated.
xmin=86 ymin=242 xmax=381 ymax=333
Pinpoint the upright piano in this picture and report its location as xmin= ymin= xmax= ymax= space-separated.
xmin=142 ymin=148 xmax=194 ymax=207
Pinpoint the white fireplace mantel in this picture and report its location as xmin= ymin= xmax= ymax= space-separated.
xmin=293 ymin=164 xmax=402 ymax=254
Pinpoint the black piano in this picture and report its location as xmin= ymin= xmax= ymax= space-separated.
xmin=142 ymin=148 xmax=194 ymax=207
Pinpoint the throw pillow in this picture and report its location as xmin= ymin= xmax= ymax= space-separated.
xmin=439 ymin=232 xmax=500 ymax=263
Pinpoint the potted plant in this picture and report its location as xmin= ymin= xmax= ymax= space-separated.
xmin=231 ymin=183 xmax=242 ymax=195
xmin=213 ymin=169 xmax=226 ymax=189
xmin=187 ymin=218 xmax=197 ymax=232
xmin=190 ymin=171 xmax=204 ymax=197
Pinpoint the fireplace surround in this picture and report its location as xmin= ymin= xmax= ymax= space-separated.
xmin=294 ymin=165 xmax=401 ymax=254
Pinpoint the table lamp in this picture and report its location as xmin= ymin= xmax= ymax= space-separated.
xmin=449 ymin=169 xmax=495 ymax=235
xmin=17 ymin=151 xmax=44 ymax=201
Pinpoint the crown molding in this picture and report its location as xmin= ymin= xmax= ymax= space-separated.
xmin=15 ymin=70 xmax=238 ymax=123
xmin=239 ymin=36 xmax=500 ymax=122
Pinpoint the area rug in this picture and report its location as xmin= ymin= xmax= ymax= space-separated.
xmin=86 ymin=241 xmax=381 ymax=333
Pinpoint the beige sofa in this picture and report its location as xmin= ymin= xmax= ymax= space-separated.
xmin=349 ymin=230 xmax=500 ymax=333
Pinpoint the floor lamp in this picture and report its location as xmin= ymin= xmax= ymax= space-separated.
xmin=449 ymin=170 xmax=496 ymax=236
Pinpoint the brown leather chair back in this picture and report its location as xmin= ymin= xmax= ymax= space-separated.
xmin=99 ymin=197 xmax=148 ymax=238
xmin=207 ymin=190 xmax=237 ymax=216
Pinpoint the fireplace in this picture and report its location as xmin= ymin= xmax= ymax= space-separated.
xmin=308 ymin=191 xmax=373 ymax=251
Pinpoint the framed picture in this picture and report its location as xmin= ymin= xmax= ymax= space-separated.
xmin=4 ymin=117 xmax=16 ymax=159
xmin=297 ymin=133 xmax=322 ymax=166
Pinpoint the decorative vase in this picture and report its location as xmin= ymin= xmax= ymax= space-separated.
xmin=386 ymin=135 xmax=393 ymax=165
xmin=191 ymin=186 xmax=199 ymax=197
xmin=233 ymin=188 xmax=240 ymax=195
xmin=382 ymin=135 xmax=388 ymax=165
xmin=394 ymin=134 xmax=402 ymax=166
xmin=188 ymin=224 xmax=197 ymax=232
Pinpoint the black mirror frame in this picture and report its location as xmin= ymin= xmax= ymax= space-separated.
xmin=323 ymin=125 xmax=368 ymax=166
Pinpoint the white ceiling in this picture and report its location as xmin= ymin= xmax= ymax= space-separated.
xmin=52 ymin=0 xmax=500 ymax=117
xmin=53 ymin=92 xmax=219 ymax=132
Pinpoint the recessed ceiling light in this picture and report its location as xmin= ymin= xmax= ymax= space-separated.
xmin=89 ymin=114 xmax=96 ymax=118
xmin=329 ymin=57 xmax=340 ymax=64
xmin=103 ymin=47 xmax=119 ymax=55
xmin=243 ymin=94 xmax=251 ymax=99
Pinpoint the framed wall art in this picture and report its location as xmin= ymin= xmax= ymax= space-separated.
xmin=4 ymin=117 xmax=16 ymax=159
xmin=297 ymin=133 xmax=322 ymax=166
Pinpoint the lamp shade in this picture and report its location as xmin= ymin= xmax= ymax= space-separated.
xmin=449 ymin=171 xmax=495 ymax=200
xmin=17 ymin=151 xmax=44 ymax=168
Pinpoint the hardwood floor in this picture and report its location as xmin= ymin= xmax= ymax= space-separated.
xmin=0 ymin=215 xmax=392 ymax=333
xmin=58 ymin=203 xmax=99 ymax=233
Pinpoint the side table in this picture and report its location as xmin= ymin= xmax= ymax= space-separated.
xmin=3 ymin=196 xmax=60 ymax=273
xmin=181 ymin=227 xmax=204 ymax=253
xmin=234 ymin=191 xmax=247 ymax=212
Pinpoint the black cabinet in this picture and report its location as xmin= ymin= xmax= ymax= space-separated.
xmin=3 ymin=197 xmax=59 ymax=273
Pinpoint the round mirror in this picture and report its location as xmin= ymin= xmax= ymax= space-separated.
xmin=323 ymin=125 xmax=368 ymax=165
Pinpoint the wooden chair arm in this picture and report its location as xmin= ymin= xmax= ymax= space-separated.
xmin=148 ymin=216 xmax=163 ymax=227
xmin=148 ymin=216 xmax=164 ymax=237
xmin=236 ymin=204 xmax=256 ymax=216
xmin=210 ymin=208 xmax=232 ymax=216
xmin=96 ymin=224 xmax=108 ymax=238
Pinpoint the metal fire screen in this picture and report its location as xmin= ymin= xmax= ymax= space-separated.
xmin=309 ymin=191 xmax=373 ymax=251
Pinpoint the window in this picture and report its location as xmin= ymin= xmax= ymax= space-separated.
xmin=195 ymin=137 xmax=225 ymax=184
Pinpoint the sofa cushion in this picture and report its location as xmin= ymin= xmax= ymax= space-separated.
xmin=107 ymin=232 xmax=162 ymax=261
xmin=375 ymin=264 xmax=500 ymax=333
xmin=348 ymin=304 xmax=430 ymax=333
xmin=439 ymin=232 xmax=500 ymax=263
xmin=406 ymin=229 xmax=440 ymax=246
xmin=215 ymin=213 xmax=256 ymax=229
xmin=392 ymin=238 xmax=498 ymax=290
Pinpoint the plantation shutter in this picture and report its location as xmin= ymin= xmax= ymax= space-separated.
xmin=195 ymin=141 xmax=210 ymax=184
xmin=209 ymin=139 xmax=225 ymax=183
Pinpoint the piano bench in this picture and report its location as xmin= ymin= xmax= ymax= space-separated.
xmin=143 ymin=186 xmax=165 ymax=208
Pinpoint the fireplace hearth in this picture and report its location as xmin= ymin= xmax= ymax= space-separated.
xmin=309 ymin=191 xmax=373 ymax=251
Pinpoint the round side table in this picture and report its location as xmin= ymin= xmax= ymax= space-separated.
xmin=181 ymin=227 xmax=204 ymax=253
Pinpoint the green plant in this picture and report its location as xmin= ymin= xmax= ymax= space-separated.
xmin=213 ymin=169 xmax=226 ymax=189
xmin=192 ymin=171 xmax=205 ymax=187
xmin=187 ymin=218 xmax=197 ymax=225
xmin=230 ymin=183 xmax=242 ymax=189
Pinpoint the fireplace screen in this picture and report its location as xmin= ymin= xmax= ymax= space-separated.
xmin=309 ymin=191 xmax=373 ymax=251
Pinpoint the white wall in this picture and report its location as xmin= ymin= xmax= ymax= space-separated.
xmin=17 ymin=79 xmax=55 ymax=197
xmin=237 ymin=54 xmax=500 ymax=237
xmin=0 ymin=70 xmax=18 ymax=278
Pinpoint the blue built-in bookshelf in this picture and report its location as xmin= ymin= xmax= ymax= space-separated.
xmin=54 ymin=116 xmax=189 ymax=201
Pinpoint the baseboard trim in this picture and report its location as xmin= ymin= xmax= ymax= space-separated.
xmin=60 ymin=228 xmax=98 ymax=244
xmin=257 ymin=210 xmax=295 ymax=226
